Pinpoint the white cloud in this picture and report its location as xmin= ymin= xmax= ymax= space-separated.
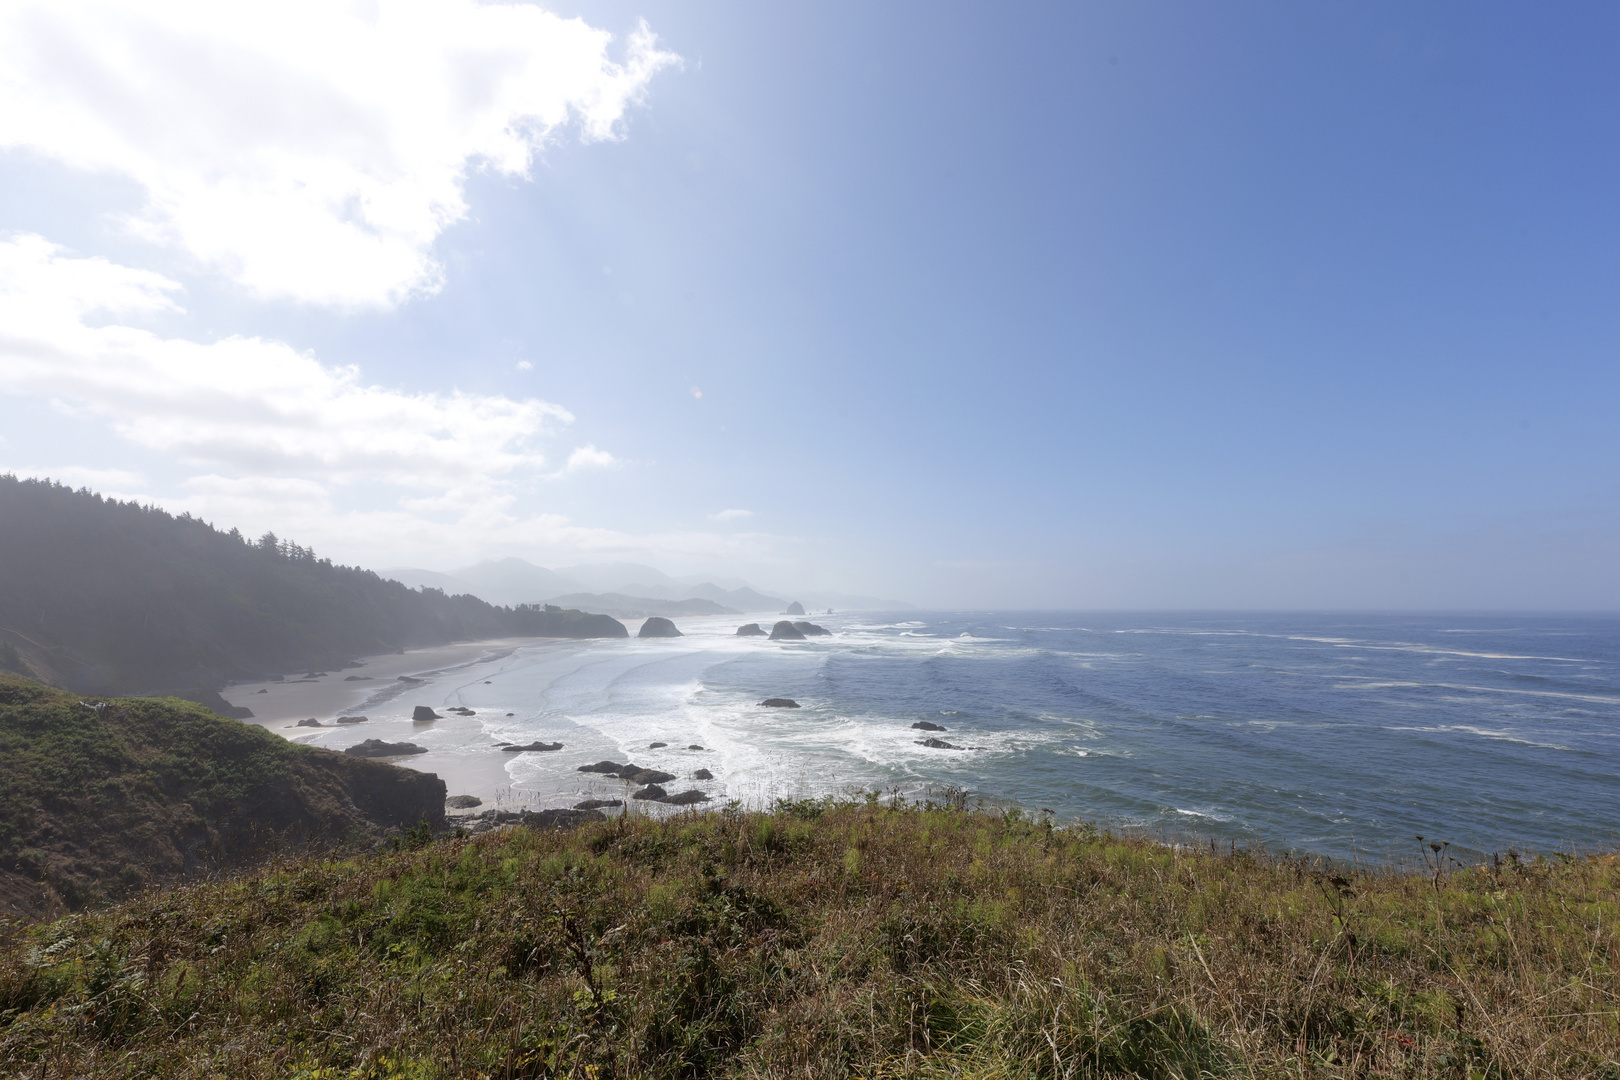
xmin=0 ymin=0 xmax=677 ymax=307
xmin=712 ymin=508 xmax=753 ymax=521
xmin=515 ymin=360 xmax=533 ymax=371
xmin=0 ymin=235 xmax=570 ymax=488
xmin=564 ymin=444 xmax=616 ymax=473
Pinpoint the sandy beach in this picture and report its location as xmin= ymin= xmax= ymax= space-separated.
xmin=221 ymin=638 xmax=563 ymax=808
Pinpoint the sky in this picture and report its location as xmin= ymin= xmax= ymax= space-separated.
xmin=0 ymin=0 xmax=1616 ymax=610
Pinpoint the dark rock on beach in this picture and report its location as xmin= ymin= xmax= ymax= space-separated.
xmin=793 ymin=621 xmax=831 ymax=636
xmin=412 ymin=706 xmax=441 ymax=722
xmin=335 ymin=715 xmax=368 ymax=725
xmin=760 ymin=698 xmax=800 ymax=708
xmin=769 ymin=620 xmax=805 ymax=641
xmin=687 ymin=744 xmax=704 ymax=750
xmin=735 ymin=623 xmax=768 ymax=637
xmin=345 ymin=739 xmax=429 ymax=757
xmin=578 ymin=760 xmax=624 ymax=774
xmin=574 ymin=798 xmax=623 ymax=810
xmin=638 ymin=616 xmax=683 ymax=638
xmin=692 ymin=768 xmax=714 ymax=780
xmin=631 ymin=784 xmax=668 ymax=801
xmin=446 ymin=795 xmax=482 ymax=809
xmin=296 ymin=717 xmax=322 ymax=727
xmin=661 ymin=789 xmax=710 ymax=805
xmin=911 ymin=720 xmax=947 ymax=732
xmin=501 ymin=741 xmax=563 ymax=752
xmin=649 ymin=741 xmax=667 ymax=749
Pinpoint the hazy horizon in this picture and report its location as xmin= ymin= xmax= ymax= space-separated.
xmin=2 ymin=2 xmax=1616 ymax=611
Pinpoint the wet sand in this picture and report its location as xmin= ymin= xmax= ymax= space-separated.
xmin=221 ymin=638 xmax=563 ymax=805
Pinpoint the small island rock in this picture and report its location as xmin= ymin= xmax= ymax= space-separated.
xmin=735 ymin=623 xmax=768 ymax=637
xmin=649 ymin=741 xmax=667 ymax=749
xmin=638 ymin=616 xmax=683 ymax=638
xmin=446 ymin=795 xmax=482 ymax=809
xmin=345 ymin=739 xmax=428 ymax=757
xmin=631 ymin=784 xmax=668 ymax=801
xmin=785 ymin=601 xmax=806 ymax=616
xmin=296 ymin=717 xmax=322 ymax=727
xmin=759 ymin=698 xmax=800 ymax=708
xmin=911 ymin=720 xmax=947 ymax=732
xmin=768 ymin=620 xmax=806 ymax=641
xmin=578 ymin=760 xmax=625 ymax=774
xmin=692 ymin=768 xmax=714 ymax=780
xmin=412 ymin=706 xmax=441 ymax=722
xmin=661 ymin=789 xmax=710 ymax=805
xmin=917 ymin=737 xmax=964 ymax=750
xmin=793 ymin=621 xmax=831 ymax=636
xmin=335 ymin=715 xmax=368 ymax=725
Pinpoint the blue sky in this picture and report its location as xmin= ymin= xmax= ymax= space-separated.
xmin=0 ymin=1 xmax=1616 ymax=608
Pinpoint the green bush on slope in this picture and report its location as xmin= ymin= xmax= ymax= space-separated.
xmin=1 ymin=799 xmax=1615 ymax=1079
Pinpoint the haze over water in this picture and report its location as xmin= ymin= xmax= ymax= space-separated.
xmin=308 ymin=612 xmax=1620 ymax=864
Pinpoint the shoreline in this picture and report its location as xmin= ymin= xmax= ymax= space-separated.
xmin=221 ymin=637 xmax=574 ymax=807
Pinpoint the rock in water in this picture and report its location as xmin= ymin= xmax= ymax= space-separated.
xmin=692 ymin=768 xmax=714 ymax=780
xmin=661 ymin=789 xmax=710 ymax=805
xmin=648 ymin=741 xmax=667 ymax=749
xmin=793 ymin=621 xmax=831 ymax=636
xmin=768 ymin=620 xmax=806 ymax=641
xmin=759 ymin=698 xmax=800 ymax=708
xmin=687 ymin=744 xmax=705 ymax=750
xmin=412 ymin=706 xmax=441 ymax=722
xmin=631 ymin=784 xmax=668 ymax=801
xmin=785 ymin=601 xmax=806 ymax=616
xmin=628 ymin=769 xmax=676 ymax=785
xmin=574 ymin=798 xmax=623 ymax=810
xmin=911 ymin=720 xmax=947 ymax=731
xmin=295 ymin=717 xmax=322 ymax=727
xmin=343 ymin=675 xmax=371 ymax=681
xmin=917 ymin=737 xmax=963 ymax=750
xmin=446 ymin=795 xmax=482 ymax=809
xmin=501 ymin=741 xmax=563 ymax=752
xmin=577 ymin=760 xmax=625 ymax=774
xmin=335 ymin=715 xmax=368 ymax=725
xmin=638 ymin=616 xmax=683 ymax=638
xmin=735 ymin=623 xmax=768 ymax=637
xmin=345 ymin=739 xmax=428 ymax=757
xmin=255 ymin=688 xmax=269 ymax=693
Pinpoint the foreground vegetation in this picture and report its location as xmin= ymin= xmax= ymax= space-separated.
xmin=2 ymin=799 xmax=1616 ymax=1079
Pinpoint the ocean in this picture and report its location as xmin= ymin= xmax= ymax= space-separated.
xmin=289 ymin=611 xmax=1620 ymax=863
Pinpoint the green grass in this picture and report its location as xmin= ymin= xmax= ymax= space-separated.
xmin=2 ymin=798 xmax=1617 ymax=1078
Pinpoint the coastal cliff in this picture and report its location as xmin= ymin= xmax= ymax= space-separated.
xmin=0 ymin=675 xmax=444 ymax=915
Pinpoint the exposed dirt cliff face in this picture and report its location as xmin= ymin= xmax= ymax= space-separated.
xmin=0 ymin=676 xmax=445 ymax=916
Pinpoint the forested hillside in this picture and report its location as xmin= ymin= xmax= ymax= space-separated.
xmin=0 ymin=476 xmax=625 ymax=694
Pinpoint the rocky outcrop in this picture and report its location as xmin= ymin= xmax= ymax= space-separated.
xmin=412 ymin=706 xmax=441 ymax=722
xmin=735 ymin=623 xmax=768 ymax=637
xmin=911 ymin=720 xmax=947 ymax=731
xmin=448 ymin=706 xmax=475 ymax=716
xmin=649 ymin=741 xmax=667 ymax=748
xmin=627 ymin=769 xmax=675 ymax=785
xmin=460 ymin=807 xmax=607 ymax=834
xmin=574 ymin=798 xmax=623 ymax=810
xmin=631 ymin=784 xmax=667 ymax=801
xmin=446 ymin=795 xmax=482 ymax=809
xmin=792 ymin=621 xmax=831 ymax=636
xmin=661 ymin=789 xmax=710 ymax=805
xmin=578 ymin=760 xmax=625 ymax=774
xmin=785 ymin=601 xmax=806 ymax=616
xmin=687 ymin=744 xmax=705 ymax=750
xmin=335 ymin=715 xmax=368 ymax=725
xmin=343 ymin=675 xmax=371 ymax=681
xmin=760 ymin=698 xmax=800 ymax=708
xmin=769 ymin=621 xmax=805 ymax=641
xmin=500 ymin=741 xmax=563 ymax=752
xmin=638 ymin=616 xmax=683 ymax=638
xmin=692 ymin=768 xmax=714 ymax=780
xmin=917 ymin=737 xmax=963 ymax=750
xmin=345 ymin=739 xmax=429 ymax=757
xmin=296 ymin=717 xmax=322 ymax=727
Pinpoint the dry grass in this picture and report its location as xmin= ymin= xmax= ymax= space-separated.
xmin=1 ymin=797 xmax=1617 ymax=1078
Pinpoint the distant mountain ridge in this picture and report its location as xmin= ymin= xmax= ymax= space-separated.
xmin=382 ymin=559 xmax=794 ymax=613
xmin=545 ymin=593 xmax=736 ymax=619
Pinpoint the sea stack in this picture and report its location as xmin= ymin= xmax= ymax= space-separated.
xmin=638 ymin=616 xmax=683 ymax=638
xmin=412 ymin=705 xmax=441 ymax=722
xmin=792 ymin=621 xmax=831 ymax=636
xmin=785 ymin=601 xmax=806 ymax=616
xmin=769 ymin=620 xmax=806 ymax=640
xmin=735 ymin=623 xmax=768 ymax=637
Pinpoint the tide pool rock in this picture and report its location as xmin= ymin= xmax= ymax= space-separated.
xmin=735 ymin=623 xmax=768 ymax=637
xmin=638 ymin=617 xmax=683 ymax=638
xmin=768 ymin=621 xmax=805 ymax=641
xmin=759 ymin=698 xmax=800 ymax=708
